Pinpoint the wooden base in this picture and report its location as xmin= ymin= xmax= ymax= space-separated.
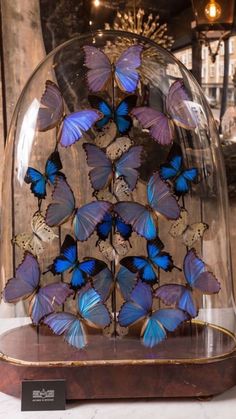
xmin=0 ymin=322 xmax=236 ymax=399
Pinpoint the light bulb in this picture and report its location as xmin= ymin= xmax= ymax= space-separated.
xmin=94 ymin=0 xmax=100 ymax=6
xmin=204 ymin=0 xmax=222 ymax=22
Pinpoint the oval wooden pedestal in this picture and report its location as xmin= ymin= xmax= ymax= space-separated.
xmin=0 ymin=322 xmax=236 ymax=399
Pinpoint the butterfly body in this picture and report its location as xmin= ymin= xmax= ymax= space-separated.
xmin=50 ymin=234 xmax=107 ymax=289
xmin=120 ymin=238 xmax=173 ymax=284
xmin=155 ymin=249 xmax=220 ymax=318
xmin=118 ymin=280 xmax=186 ymax=348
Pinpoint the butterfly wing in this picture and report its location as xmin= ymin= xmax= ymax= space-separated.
xmin=155 ymin=284 xmax=186 ymax=306
xmin=24 ymin=167 xmax=46 ymax=199
xmin=88 ymin=95 xmax=112 ymax=128
xmin=147 ymin=238 xmax=173 ymax=272
xmin=174 ymin=168 xmax=198 ymax=196
xmin=78 ymin=286 xmax=111 ymax=328
xmin=120 ymin=256 xmax=157 ymax=284
xmin=106 ymin=136 xmax=132 ymax=160
xmin=37 ymin=80 xmax=64 ymax=131
xmin=74 ymin=201 xmax=112 ymax=242
xmin=116 ymin=266 xmax=137 ymax=300
xmin=169 ymin=208 xmax=188 ymax=238
xmin=94 ymin=121 xmax=117 ymax=148
xmin=51 ymin=235 xmax=77 ymax=275
xmin=46 ymin=177 xmax=75 ymax=226
xmin=60 ymin=110 xmax=100 ymax=147
xmin=115 ymin=45 xmax=143 ymax=93
xmin=131 ymin=106 xmax=173 ymax=145
xmin=183 ymin=222 xmax=208 ymax=247
xmin=70 ymin=258 xmax=107 ymax=290
xmin=183 ymin=249 xmax=205 ymax=287
xmin=115 ymin=216 xmax=132 ymax=240
xmin=166 ymin=80 xmax=197 ymax=130
xmin=114 ymin=177 xmax=133 ymax=201
xmin=96 ymin=212 xmax=113 ymax=240
xmin=147 ymin=172 xmax=180 ymax=220
xmin=114 ymin=202 xmax=157 ymax=240
xmin=44 ymin=312 xmax=87 ymax=349
xmin=118 ymin=281 xmax=152 ymax=327
xmin=30 ymin=282 xmax=73 ymax=324
xmin=12 ymin=233 xmax=44 ymax=256
xmin=3 ymin=253 xmax=40 ymax=303
xmin=83 ymin=143 xmax=112 ymax=190
xmin=115 ymin=145 xmax=143 ymax=190
xmin=93 ymin=267 xmax=114 ymax=301
xmin=114 ymin=95 xmax=137 ymax=134
xmin=160 ymin=155 xmax=182 ymax=181
xmin=45 ymin=151 xmax=64 ymax=184
xmin=141 ymin=316 xmax=167 ymax=348
xmin=32 ymin=211 xmax=58 ymax=244
xmin=83 ymin=46 xmax=111 ymax=92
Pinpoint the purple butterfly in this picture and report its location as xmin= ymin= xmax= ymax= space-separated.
xmin=83 ymin=143 xmax=143 ymax=191
xmin=131 ymin=80 xmax=198 ymax=145
xmin=45 ymin=177 xmax=112 ymax=241
xmin=155 ymin=249 xmax=221 ymax=318
xmin=83 ymin=45 xmax=143 ymax=93
xmin=114 ymin=172 xmax=180 ymax=240
xmin=2 ymin=253 xmax=72 ymax=324
xmin=37 ymin=80 xmax=101 ymax=147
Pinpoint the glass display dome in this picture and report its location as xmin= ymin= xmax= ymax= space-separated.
xmin=0 ymin=30 xmax=235 ymax=399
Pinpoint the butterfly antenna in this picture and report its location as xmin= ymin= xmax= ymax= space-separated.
xmin=173 ymin=264 xmax=182 ymax=272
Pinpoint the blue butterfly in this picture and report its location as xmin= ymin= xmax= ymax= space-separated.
xmin=46 ymin=177 xmax=112 ymax=242
xmin=83 ymin=142 xmax=143 ymax=191
xmin=44 ymin=285 xmax=111 ymax=349
xmin=92 ymin=267 xmax=114 ymax=302
xmin=88 ymin=95 xmax=137 ymax=134
xmin=116 ymin=266 xmax=138 ymax=300
xmin=37 ymin=80 xmax=101 ymax=147
xmin=118 ymin=281 xmax=186 ymax=348
xmin=120 ymin=237 xmax=173 ymax=284
xmin=97 ymin=212 xmax=132 ymax=242
xmin=24 ymin=151 xmax=64 ymax=199
xmin=50 ymin=234 xmax=107 ymax=289
xmin=160 ymin=143 xmax=198 ymax=196
xmin=115 ymin=172 xmax=180 ymax=240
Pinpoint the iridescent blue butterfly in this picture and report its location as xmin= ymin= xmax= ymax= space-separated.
xmin=83 ymin=45 xmax=143 ymax=93
xmin=93 ymin=267 xmax=114 ymax=301
xmin=155 ymin=249 xmax=221 ymax=318
xmin=115 ymin=172 xmax=180 ymax=240
xmin=2 ymin=252 xmax=73 ymax=324
xmin=83 ymin=142 xmax=143 ymax=191
xmin=88 ymin=95 xmax=137 ymax=135
xmin=116 ymin=266 xmax=138 ymax=300
xmin=118 ymin=281 xmax=186 ymax=348
xmin=44 ymin=285 xmax=111 ymax=349
xmin=46 ymin=177 xmax=112 ymax=242
xmin=50 ymin=234 xmax=107 ymax=290
xmin=120 ymin=237 xmax=173 ymax=284
xmin=37 ymin=80 xmax=101 ymax=147
xmin=97 ymin=212 xmax=132 ymax=242
xmin=24 ymin=151 xmax=64 ymax=199
xmin=160 ymin=143 xmax=198 ymax=196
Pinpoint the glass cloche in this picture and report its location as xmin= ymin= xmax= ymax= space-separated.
xmin=0 ymin=30 xmax=235 ymax=399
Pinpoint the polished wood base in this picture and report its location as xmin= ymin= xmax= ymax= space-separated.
xmin=0 ymin=322 xmax=236 ymax=399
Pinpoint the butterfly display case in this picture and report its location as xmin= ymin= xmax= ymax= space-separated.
xmin=0 ymin=30 xmax=235 ymax=400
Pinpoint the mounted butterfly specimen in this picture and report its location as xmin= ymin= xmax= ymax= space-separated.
xmin=155 ymin=249 xmax=221 ymax=318
xmin=96 ymin=212 xmax=132 ymax=241
xmin=83 ymin=45 xmax=143 ymax=93
xmin=98 ymin=233 xmax=129 ymax=263
xmin=131 ymin=80 xmax=199 ymax=145
xmin=24 ymin=150 xmax=64 ymax=199
xmin=118 ymin=281 xmax=186 ymax=348
xmin=92 ymin=267 xmax=114 ymax=302
xmin=3 ymin=253 xmax=72 ymax=324
xmin=120 ymin=237 xmax=173 ymax=285
xmin=169 ymin=208 xmax=208 ymax=247
xmin=160 ymin=143 xmax=198 ymax=196
xmin=37 ymin=80 xmax=101 ymax=147
xmin=83 ymin=142 xmax=143 ymax=191
xmin=116 ymin=266 xmax=138 ymax=301
xmin=94 ymin=176 xmax=133 ymax=203
xmin=49 ymin=234 xmax=107 ymax=290
xmin=44 ymin=285 xmax=111 ymax=349
xmin=45 ymin=177 xmax=111 ymax=242
xmin=13 ymin=211 xmax=58 ymax=256
xmin=88 ymin=95 xmax=137 ymax=135
xmin=115 ymin=172 xmax=180 ymax=240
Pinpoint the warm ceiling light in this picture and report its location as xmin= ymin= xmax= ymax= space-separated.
xmin=204 ymin=0 xmax=222 ymax=22
xmin=94 ymin=0 xmax=100 ymax=6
